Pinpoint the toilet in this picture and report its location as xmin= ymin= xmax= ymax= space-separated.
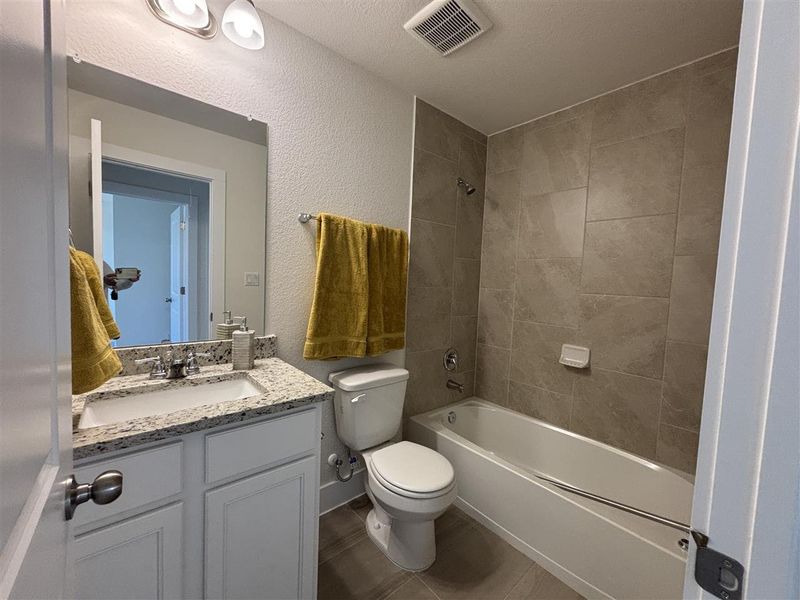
xmin=329 ymin=365 xmax=457 ymax=571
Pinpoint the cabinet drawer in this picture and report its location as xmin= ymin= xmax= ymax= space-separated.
xmin=205 ymin=409 xmax=317 ymax=484
xmin=73 ymin=442 xmax=183 ymax=528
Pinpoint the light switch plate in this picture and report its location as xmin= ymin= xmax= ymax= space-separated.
xmin=244 ymin=272 xmax=260 ymax=287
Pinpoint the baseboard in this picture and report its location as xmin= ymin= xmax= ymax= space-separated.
xmin=319 ymin=468 xmax=366 ymax=515
xmin=453 ymin=497 xmax=610 ymax=600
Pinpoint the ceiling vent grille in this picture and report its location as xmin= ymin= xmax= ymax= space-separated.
xmin=404 ymin=0 xmax=493 ymax=57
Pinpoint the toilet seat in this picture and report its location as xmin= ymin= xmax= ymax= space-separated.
xmin=368 ymin=441 xmax=455 ymax=499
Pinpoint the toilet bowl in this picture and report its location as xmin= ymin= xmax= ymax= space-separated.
xmin=328 ymin=365 xmax=457 ymax=571
xmin=362 ymin=441 xmax=457 ymax=571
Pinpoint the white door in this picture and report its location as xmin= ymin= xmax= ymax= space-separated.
xmin=0 ymin=1 xmax=72 ymax=598
xmin=169 ymin=205 xmax=188 ymax=342
xmin=74 ymin=503 xmax=183 ymax=600
xmin=684 ymin=0 xmax=800 ymax=598
xmin=204 ymin=457 xmax=318 ymax=600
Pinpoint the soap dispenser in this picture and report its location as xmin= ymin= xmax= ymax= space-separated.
xmin=231 ymin=316 xmax=255 ymax=370
xmin=216 ymin=310 xmax=238 ymax=340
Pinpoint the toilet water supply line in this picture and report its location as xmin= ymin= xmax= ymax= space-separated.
xmin=332 ymin=448 xmax=357 ymax=482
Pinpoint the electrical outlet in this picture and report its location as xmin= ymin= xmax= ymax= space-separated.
xmin=244 ymin=272 xmax=260 ymax=287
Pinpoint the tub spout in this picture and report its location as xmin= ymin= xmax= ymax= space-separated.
xmin=447 ymin=379 xmax=464 ymax=393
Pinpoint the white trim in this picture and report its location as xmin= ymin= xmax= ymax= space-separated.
xmin=97 ymin=142 xmax=226 ymax=338
xmin=319 ymin=469 xmax=366 ymax=515
xmin=685 ymin=0 xmax=800 ymax=597
xmin=0 ymin=463 xmax=60 ymax=599
xmin=90 ymin=119 xmax=103 ymax=272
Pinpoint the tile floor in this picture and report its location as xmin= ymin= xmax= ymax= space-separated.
xmin=318 ymin=496 xmax=584 ymax=600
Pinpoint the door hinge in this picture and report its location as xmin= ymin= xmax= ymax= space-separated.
xmin=180 ymin=286 xmax=186 ymax=295
xmin=179 ymin=220 xmax=186 ymax=230
xmin=209 ymin=312 xmax=213 ymax=322
xmin=694 ymin=534 xmax=744 ymax=600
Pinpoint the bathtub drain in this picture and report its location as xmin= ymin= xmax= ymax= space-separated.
xmin=447 ymin=411 xmax=456 ymax=424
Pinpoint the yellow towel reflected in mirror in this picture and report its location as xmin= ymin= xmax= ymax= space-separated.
xmin=70 ymin=247 xmax=122 ymax=394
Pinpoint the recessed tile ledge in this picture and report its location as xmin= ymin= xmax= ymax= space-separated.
xmin=72 ymin=357 xmax=333 ymax=460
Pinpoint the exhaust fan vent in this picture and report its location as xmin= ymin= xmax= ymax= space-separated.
xmin=404 ymin=0 xmax=493 ymax=56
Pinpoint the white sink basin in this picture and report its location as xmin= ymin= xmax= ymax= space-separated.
xmin=78 ymin=378 xmax=263 ymax=430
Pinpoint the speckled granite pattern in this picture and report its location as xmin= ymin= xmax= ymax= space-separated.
xmin=73 ymin=357 xmax=331 ymax=460
xmin=115 ymin=335 xmax=277 ymax=376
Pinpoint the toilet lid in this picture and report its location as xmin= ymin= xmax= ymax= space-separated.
xmin=370 ymin=441 xmax=454 ymax=494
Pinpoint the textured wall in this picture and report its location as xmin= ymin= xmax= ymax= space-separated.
xmin=66 ymin=0 xmax=414 ymax=485
xmin=404 ymin=101 xmax=487 ymax=418
xmin=476 ymin=49 xmax=737 ymax=474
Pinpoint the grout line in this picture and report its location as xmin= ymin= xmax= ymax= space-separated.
xmin=589 ymin=124 xmax=687 ymax=151
xmin=585 ymin=208 xmax=679 ymax=224
xmin=411 ymin=215 xmax=458 ymax=229
xmin=414 ymin=575 xmax=442 ymax=600
xmin=414 ymin=143 xmax=460 ymax=167
xmin=502 ymin=563 xmax=535 ymax=600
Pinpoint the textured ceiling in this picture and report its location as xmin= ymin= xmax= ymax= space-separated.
xmin=257 ymin=0 xmax=742 ymax=134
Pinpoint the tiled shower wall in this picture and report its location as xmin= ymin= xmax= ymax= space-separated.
xmin=475 ymin=49 xmax=737 ymax=473
xmin=404 ymin=100 xmax=487 ymax=418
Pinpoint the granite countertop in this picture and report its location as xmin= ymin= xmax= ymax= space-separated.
xmin=73 ymin=357 xmax=333 ymax=460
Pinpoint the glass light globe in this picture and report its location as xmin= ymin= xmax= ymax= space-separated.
xmin=222 ymin=0 xmax=265 ymax=50
xmin=157 ymin=0 xmax=210 ymax=29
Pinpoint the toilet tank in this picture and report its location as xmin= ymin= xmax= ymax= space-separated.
xmin=328 ymin=365 xmax=410 ymax=451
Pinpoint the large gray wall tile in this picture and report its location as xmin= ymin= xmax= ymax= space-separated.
xmin=409 ymin=218 xmax=455 ymax=288
xmin=684 ymin=66 xmax=736 ymax=168
xmin=406 ymin=287 xmax=452 ymax=352
xmin=579 ymin=295 xmax=669 ymax=379
xmin=581 ymin=214 xmax=676 ymax=297
xmin=572 ymin=369 xmax=661 ymax=458
xmin=451 ymin=316 xmax=478 ymax=372
xmin=518 ymin=188 xmax=586 ymax=258
xmin=667 ymin=254 xmax=718 ymax=344
xmin=455 ymin=195 xmax=484 ymax=259
xmin=453 ymin=258 xmax=481 ymax=316
xmin=656 ymin=424 xmax=699 ymax=473
xmin=661 ymin=341 xmax=708 ymax=431
xmin=478 ymin=288 xmax=514 ymax=348
xmin=412 ymin=148 xmax=458 ymax=225
xmin=415 ymin=100 xmax=462 ymax=162
xmin=510 ymin=321 xmax=578 ymax=395
xmin=514 ymin=258 xmax=580 ymax=327
xmin=507 ymin=381 xmax=572 ymax=429
xmin=480 ymin=235 xmax=517 ymax=290
xmin=521 ymin=114 xmax=592 ymax=195
xmin=475 ymin=344 xmax=510 ymax=404
xmin=675 ymin=163 xmax=727 ymax=256
xmin=587 ymin=128 xmax=684 ymax=221
xmin=487 ymin=127 xmax=523 ymax=174
xmin=591 ymin=69 xmax=689 ymax=147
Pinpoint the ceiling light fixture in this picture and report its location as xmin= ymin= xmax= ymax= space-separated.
xmin=145 ymin=0 xmax=217 ymax=39
xmin=221 ymin=0 xmax=265 ymax=50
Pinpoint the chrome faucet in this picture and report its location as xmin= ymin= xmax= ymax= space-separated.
xmin=135 ymin=348 xmax=212 ymax=380
xmin=446 ymin=379 xmax=464 ymax=393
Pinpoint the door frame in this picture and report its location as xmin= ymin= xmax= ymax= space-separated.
xmin=684 ymin=0 xmax=800 ymax=597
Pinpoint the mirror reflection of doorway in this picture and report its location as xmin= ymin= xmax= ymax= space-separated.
xmin=101 ymin=160 xmax=210 ymax=346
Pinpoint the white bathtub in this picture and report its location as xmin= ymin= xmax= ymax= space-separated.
xmin=408 ymin=398 xmax=694 ymax=600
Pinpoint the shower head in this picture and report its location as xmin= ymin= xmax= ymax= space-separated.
xmin=457 ymin=177 xmax=477 ymax=196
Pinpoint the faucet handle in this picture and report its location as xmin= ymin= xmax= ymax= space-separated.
xmin=186 ymin=350 xmax=212 ymax=375
xmin=135 ymin=355 xmax=167 ymax=379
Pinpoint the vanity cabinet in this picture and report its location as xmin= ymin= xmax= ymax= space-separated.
xmin=73 ymin=406 xmax=321 ymax=600
xmin=74 ymin=503 xmax=184 ymax=600
xmin=205 ymin=456 xmax=317 ymax=599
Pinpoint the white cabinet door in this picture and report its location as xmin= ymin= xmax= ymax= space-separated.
xmin=74 ymin=503 xmax=183 ymax=600
xmin=205 ymin=457 xmax=318 ymax=600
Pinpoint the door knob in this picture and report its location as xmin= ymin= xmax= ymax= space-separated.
xmin=165 ymin=297 xmax=173 ymax=303
xmin=64 ymin=470 xmax=123 ymax=520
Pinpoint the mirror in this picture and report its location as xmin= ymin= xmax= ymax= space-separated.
xmin=67 ymin=61 xmax=267 ymax=347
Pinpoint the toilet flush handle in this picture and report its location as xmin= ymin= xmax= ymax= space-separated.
xmin=351 ymin=393 xmax=366 ymax=403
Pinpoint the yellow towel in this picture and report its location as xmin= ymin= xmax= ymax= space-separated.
xmin=366 ymin=223 xmax=408 ymax=356
xmin=70 ymin=247 xmax=122 ymax=394
xmin=73 ymin=249 xmax=121 ymax=340
xmin=303 ymin=214 xmax=369 ymax=360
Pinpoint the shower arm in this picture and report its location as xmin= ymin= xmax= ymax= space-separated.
xmin=532 ymin=471 xmax=709 ymax=548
